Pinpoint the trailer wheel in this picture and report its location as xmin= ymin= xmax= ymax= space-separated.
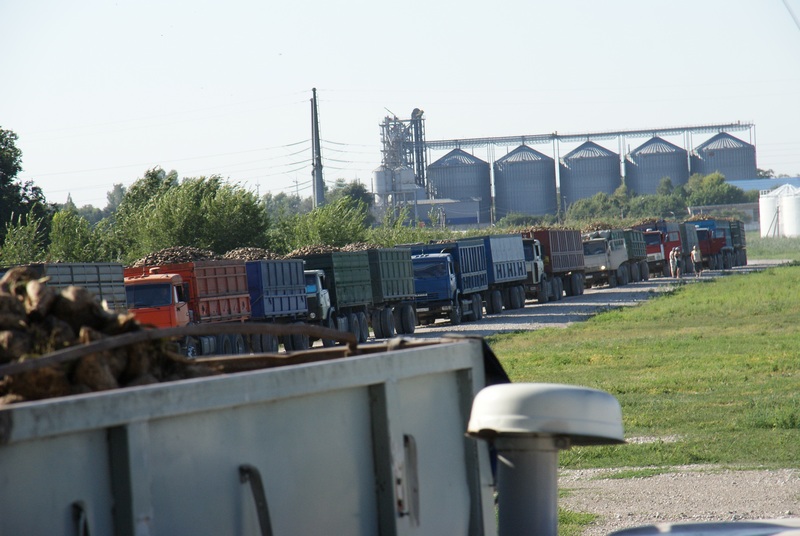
xmin=554 ymin=277 xmax=563 ymax=301
xmin=509 ymin=286 xmax=522 ymax=309
xmin=491 ymin=289 xmax=503 ymax=312
xmin=449 ymin=301 xmax=462 ymax=325
xmin=640 ymin=261 xmax=650 ymax=281
xmin=216 ymin=334 xmax=233 ymax=355
xmin=518 ymin=285 xmax=527 ymax=306
xmin=357 ymin=311 xmax=369 ymax=343
xmin=380 ymin=307 xmax=396 ymax=337
xmin=570 ymin=274 xmax=581 ymax=296
xmin=537 ymin=279 xmax=549 ymax=304
xmin=401 ymin=304 xmax=417 ymax=334
xmin=262 ymin=334 xmax=279 ymax=352
xmin=393 ymin=307 xmax=404 ymax=333
xmin=232 ymin=334 xmax=247 ymax=355
xmin=322 ymin=316 xmax=337 ymax=347
xmin=371 ymin=310 xmax=385 ymax=339
xmin=470 ymin=296 xmax=482 ymax=321
xmin=347 ymin=313 xmax=360 ymax=342
xmin=608 ymin=273 xmax=618 ymax=288
xmin=630 ymin=262 xmax=640 ymax=283
xmin=336 ymin=315 xmax=349 ymax=333
xmin=250 ymin=333 xmax=263 ymax=353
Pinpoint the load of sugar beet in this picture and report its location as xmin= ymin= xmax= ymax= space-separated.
xmin=0 ymin=267 xmax=218 ymax=405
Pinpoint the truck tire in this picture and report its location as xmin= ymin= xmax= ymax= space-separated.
xmin=630 ymin=262 xmax=640 ymax=283
xmin=336 ymin=315 xmax=349 ymax=333
xmin=393 ymin=307 xmax=404 ymax=333
xmin=555 ymin=277 xmax=563 ymax=301
xmin=261 ymin=334 xmax=278 ymax=352
xmin=515 ymin=286 xmax=526 ymax=307
xmin=380 ymin=307 xmax=396 ymax=338
xmin=537 ymin=279 xmax=549 ymax=304
xmin=616 ymin=267 xmax=628 ymax=286
xmin=250 ymin=333 xmax=263 ymax=353
xmin=640 ymin=261 xmax=650 ymax=281
xmin=401 ymin=304 xmax=416 ymax=334
xmin=491 ymin=290 xmax=503 ymax=313
xmin=232 ymin=334 xmax=247 ymax=354
xmin=449 ymin=301 xmax=462 ymax=325
xmin=322 ymin=316 xmax=337 ymax=347
xmin=217 ymin=334 xmax=233 ymax=355
xmin=571 ymin=273 xmax=582 ymax=296
xmin=357 ymin=311 xmax=369 ymax=343
xmin=509 ymin=286 xmax=522 ymax=309
xmin=290 ymin=332 xmax=309 ymax=351
xmin=371 ymin=310 xmax=385 ymax=339
xmin=609 ymin=273 xmax=618 ymax=288
xmin=470 ymin=296 xmax=482 ymax=321
xmin=347 ymin=313 xmax=360 ymax=342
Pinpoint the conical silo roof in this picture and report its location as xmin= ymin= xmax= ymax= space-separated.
xmin=631 ymin=136 xmax=685 ymax=156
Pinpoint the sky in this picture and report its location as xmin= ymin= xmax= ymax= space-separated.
xmin=3 ymin=0 xmax=800 ymax=208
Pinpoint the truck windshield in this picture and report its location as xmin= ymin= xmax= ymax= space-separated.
xmin=304 ymin=273 xmax=318 ymax=293
xmin=413 ymin=261 xmax=448 ymax=279
xmin=644 ymin=233 xmax=662 ymax=246
xmin=583 ymin=241 xmax=606 ymax=256
xmin=126 ymin=283 xmax=173 ymax=308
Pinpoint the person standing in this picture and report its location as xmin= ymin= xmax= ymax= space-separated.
xmin=691 ymin=245 xmax=702 ymax=277
xmin=669 ymin=247 xmax=678 ymax=278
xmin=674 ymin=247 xmax=682 ymax=279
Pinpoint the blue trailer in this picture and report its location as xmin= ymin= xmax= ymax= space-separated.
xmin=478 ymin=234 xmax=528 ymax=313
xmin=245 ymin=259 xmax=308 ymax=352
xmin=407 ymin=239 xmax=488 ymax=325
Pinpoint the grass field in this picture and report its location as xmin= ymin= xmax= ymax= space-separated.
xmin=487 ymin=264 xmax=800 ymax=470
xmin=744 ymin=235 xmax=800 ymax=261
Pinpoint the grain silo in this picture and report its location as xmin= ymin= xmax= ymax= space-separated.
xmin=760 ymin=184 xmax=800 ymax=237
xmin=559 ymin=141 xmax=621 ymax=206
xmin=427 ymin=149 xmax=491 ymax=224
xmin=625 ymin=137 xmax=689 ymax=195
xmin=690 ymin=132 xmax=757 ymax=181
xmin=493 ymin=145 xmax=557 ymax=219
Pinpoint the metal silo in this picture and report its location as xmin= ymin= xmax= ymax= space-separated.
xmin=690 ymin=132 xmax=757 ymax=181
xmin=625 ymin=137 xmax=689 ymax=195
xmin=559 ymin=141 xmax=621 ymax=206
xmin=427 ymin=149 xmax=491 ymax=224
xmin=493 ymin=145 xmax=557 ymax=219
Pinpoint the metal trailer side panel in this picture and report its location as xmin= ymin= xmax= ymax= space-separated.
xmin=531 ymin=230 xmax=585 ymax=275
xmin=1 ymin=263 xmax=128 ymax=312
xmin=679 ymin=223 xmax=699 ymax=252
xmin=245 ymin=259 xmax=307 ymax=320
xmin=123 ymin=261 xmax=251 ymax=324
xmin=302 ymin=251 xmax=373 ymax=310
xmin=623 ymin=230 xmax=647 ymax=261
xmin=0 ymin=339 xmax=496 ymax=536
xmin=408 ymin=240 xmax=489 ymax=295
xmin=367 ymin=248 xmax=416 ymax=304
xmin=481 ymin=235 xmax=527 ymax=286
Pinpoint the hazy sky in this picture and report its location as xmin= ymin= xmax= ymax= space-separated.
xmin=3 ymin=0 xmax=800 ymax=207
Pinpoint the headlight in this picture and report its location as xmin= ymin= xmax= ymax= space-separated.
xmin=309 ymin=312 xmax=317 ymax=319
xmin=601 ymin=265 xmax=607 ymax=271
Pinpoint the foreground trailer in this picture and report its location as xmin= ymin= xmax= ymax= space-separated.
xmin=0 ymin=336 xmax=502 ymax=536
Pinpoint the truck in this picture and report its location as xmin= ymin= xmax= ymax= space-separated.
xmin=408 ymin=238 xmax=488 ymax=325
xmin=0 ymin=262 xmax=128 ymax=311
xmin=124 ymin=260 xmax=254 ymax=356
xmin=301 ymin=250 xmax=374 ymax=343
xmin=521 ymin=229 xmax=585 ymax=303
xmin=478 ymin=234 xmax=528 ymax=314
xmin=623 ymin=229 xmax=649 ymax=282
xmin=693 ymin=223 xmax=728 ymax=270
xmin=367 ymin=248 xmax=418 ymax=339
xmin=633 ymin=221 xmax=683 ymax=277
xmin=581 ymin=229 xmax=631 ymax=287
xmin=246 ymin=259 xmax=309 ymax=352
xmin=690 ymin=218 xmax=747 ymax=269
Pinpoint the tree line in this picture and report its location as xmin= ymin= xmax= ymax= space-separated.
xmin=0 ymin=126 xmax=760 ymax=266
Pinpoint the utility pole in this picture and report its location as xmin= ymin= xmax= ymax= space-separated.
xmin=311 ymin=88 xmax=325 ymax=208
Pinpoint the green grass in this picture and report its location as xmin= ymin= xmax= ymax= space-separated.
xmin=746 ymin=235 xmax=800 ymax=261
xmin=487 ymin=265 xmax=800 ymax=469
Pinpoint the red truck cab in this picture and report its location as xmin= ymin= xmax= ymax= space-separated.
xmin=124 ymin=269 xmax=190 ymax=328
xmin=695 ymin=228 xmax=727 ymax=269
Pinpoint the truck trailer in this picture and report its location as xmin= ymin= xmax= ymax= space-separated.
xmin=521 ymin=229 xmax=585 ymax=302
xmin=582 ymin=229 xmax=631 ymax=287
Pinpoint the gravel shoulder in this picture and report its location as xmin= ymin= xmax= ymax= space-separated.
xmin=411 ymin=260 xmax=799 ymax=534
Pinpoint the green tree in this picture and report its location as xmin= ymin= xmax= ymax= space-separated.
xmin=656 ymin=177 xmax=674 ymax=196
xmin=684 ymin=172 xmax=749 ymax=206
xmin=280 ymin=197 xmax=368 ymax=251
xmin=104 ymin=183 xmax=126 ymax=216
xmin=0 ymin=128 xmax=50 ymax=245
xmin=48 ymin=208 xmax=94 ymax=262
xmin=0 ymin=210 xmax=46 ymax=265
xmin=326 ymin=179 xmax=375 ymax=226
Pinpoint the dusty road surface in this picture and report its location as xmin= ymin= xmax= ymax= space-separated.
xmin=410 ymin=260 xmax=800 ymax=535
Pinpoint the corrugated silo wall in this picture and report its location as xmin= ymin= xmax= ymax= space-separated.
xmin=690 ymin=136 xmax=757 ymax=181
xmin=559 ymin=153 xmax=621 ymax=206
xmin=625 ymin=146 xmax=689 ymax=195
xmin=493 ymin=149 xmax=557 ymax=219
xmin=427 ymin=159 xmax=492 ymax=224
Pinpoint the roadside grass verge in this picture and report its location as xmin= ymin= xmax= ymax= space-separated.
xmin=487 ymin=265 xmax=800 ymax=469
xmin=745 ymin=235 xmax=800 ymax=261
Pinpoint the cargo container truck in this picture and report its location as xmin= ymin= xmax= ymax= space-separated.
xmin=582 ymin=229 xmax=631 ymax=287
xmin=0 ymin=262 xmax=128 ymax=311
xmin=623 ymin=229 xmax=650 ymax=282
xmin=691 ymin=219 xmax=747 ymax=269
xmin=246 ymin=259 xmax=309 ymax=352
xmin=366 ymin=248 xmax=418 ymax=339
xmin=633 ymin=221 xmax=683 ymax=277
xmin=478 ymin=234 xmax=528 ymax=313
xmin=521 ymin=229 xmax=585 ymax=303
xmin=301 ymin=251 xmax=374 ymax=344
xmin=124 ymin=260 xmax=256 ymax=356
xmin=407 ymin=238 xmax=488 ymax=325
xmin=693 ymin=225 xmax=728 ymax=270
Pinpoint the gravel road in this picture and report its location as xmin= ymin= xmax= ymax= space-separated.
xmin=411 ymin=260 xmax=799 ymax=535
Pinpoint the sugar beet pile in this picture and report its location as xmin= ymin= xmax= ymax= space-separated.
xmin=0 ymin=267 xmax=217 ymax=405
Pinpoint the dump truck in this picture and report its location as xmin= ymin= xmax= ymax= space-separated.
xmin=478 ymin=234 xmax=528 ymax=313
xmin=633 ymin=221 xmax=683 ymax=277
xmin=582 ymin=229 xmax=631 ymax=287
xmin=124 ymin=260 xmax=253 ymax=356
xmin=408 ymin=238 xmax=488 ymax=325
xmin=367 ymin=248 xmax=418 ymax=339
xmin=0 ymin=262 xmax=128 ymax=311
xmin=301 ymin=250 xmax=374 ymax=343
xmin=691 ymin=218 xmax=747 ymax=269
xmin=246 ymin=259 xmax=309 ymax=352
xmin=623 ymin=229 xmax=649 ymax=282
xmin=521 ymin=229 xmax=585 ymax=303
